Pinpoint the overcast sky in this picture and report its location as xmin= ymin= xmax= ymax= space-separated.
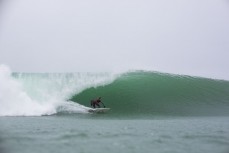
xmin=0 ymin=0 xmax=229 ymax=80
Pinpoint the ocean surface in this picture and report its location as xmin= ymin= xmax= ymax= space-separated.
xmin=0 ymin=65 xmax=229 ymax=153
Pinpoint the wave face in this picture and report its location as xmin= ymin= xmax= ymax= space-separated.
xmin=71 ymin=71 xmax=229 ymax=117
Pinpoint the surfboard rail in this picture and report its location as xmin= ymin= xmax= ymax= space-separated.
xmin=88 ymin=108 xmax=110 ymax=113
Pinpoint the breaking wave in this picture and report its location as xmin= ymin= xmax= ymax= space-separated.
xmin=1 ymin=64 xmax=229 ymax=117
xmin=0 ymin=65 xmax=119 ymax=116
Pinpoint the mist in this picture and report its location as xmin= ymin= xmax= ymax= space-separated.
xmin=0 ymin=0 xmax=229 ymax=80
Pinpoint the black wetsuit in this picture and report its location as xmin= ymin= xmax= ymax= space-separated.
xmin=91 ymin=98 xmax=101 ymax=108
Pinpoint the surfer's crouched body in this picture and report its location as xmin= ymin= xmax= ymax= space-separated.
xmin=91 ymin=97 xmax=105 ymax=108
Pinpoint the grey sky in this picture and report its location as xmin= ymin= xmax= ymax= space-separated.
xmin=0 ymin=0 xmax=229 ymax=80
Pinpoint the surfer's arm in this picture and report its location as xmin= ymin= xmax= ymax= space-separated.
xmin=100 ymin=102 xmax=106 ymax=108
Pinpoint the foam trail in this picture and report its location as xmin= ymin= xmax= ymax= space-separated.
xmin=0 ymin=64 xmax=120 ymax=116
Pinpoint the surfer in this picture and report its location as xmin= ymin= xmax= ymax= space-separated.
xmin=90 ymin=97 xmax=105 ymax=108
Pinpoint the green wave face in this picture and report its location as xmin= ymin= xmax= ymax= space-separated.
xmin=71 ymin=71 xmax=229 ymax=117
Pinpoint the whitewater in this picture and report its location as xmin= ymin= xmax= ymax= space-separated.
xmin=0 ymin=64 xmax=120 ymax=116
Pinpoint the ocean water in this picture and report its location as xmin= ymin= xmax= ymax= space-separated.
xmin=0 ymin=65 xmax=229 ymax=153
xmin=1 ymin=116 xmax=229 ymax=153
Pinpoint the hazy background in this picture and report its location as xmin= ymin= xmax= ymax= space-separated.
xmin=0 ymin=0 xmax=229 ymax=80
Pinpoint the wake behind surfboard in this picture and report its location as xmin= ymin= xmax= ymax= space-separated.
xmin=88 ymin=108 xmax=110 ymax=113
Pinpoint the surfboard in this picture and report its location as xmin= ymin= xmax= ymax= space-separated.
xmin=88 ymin=108 xmax=110 ymax=113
